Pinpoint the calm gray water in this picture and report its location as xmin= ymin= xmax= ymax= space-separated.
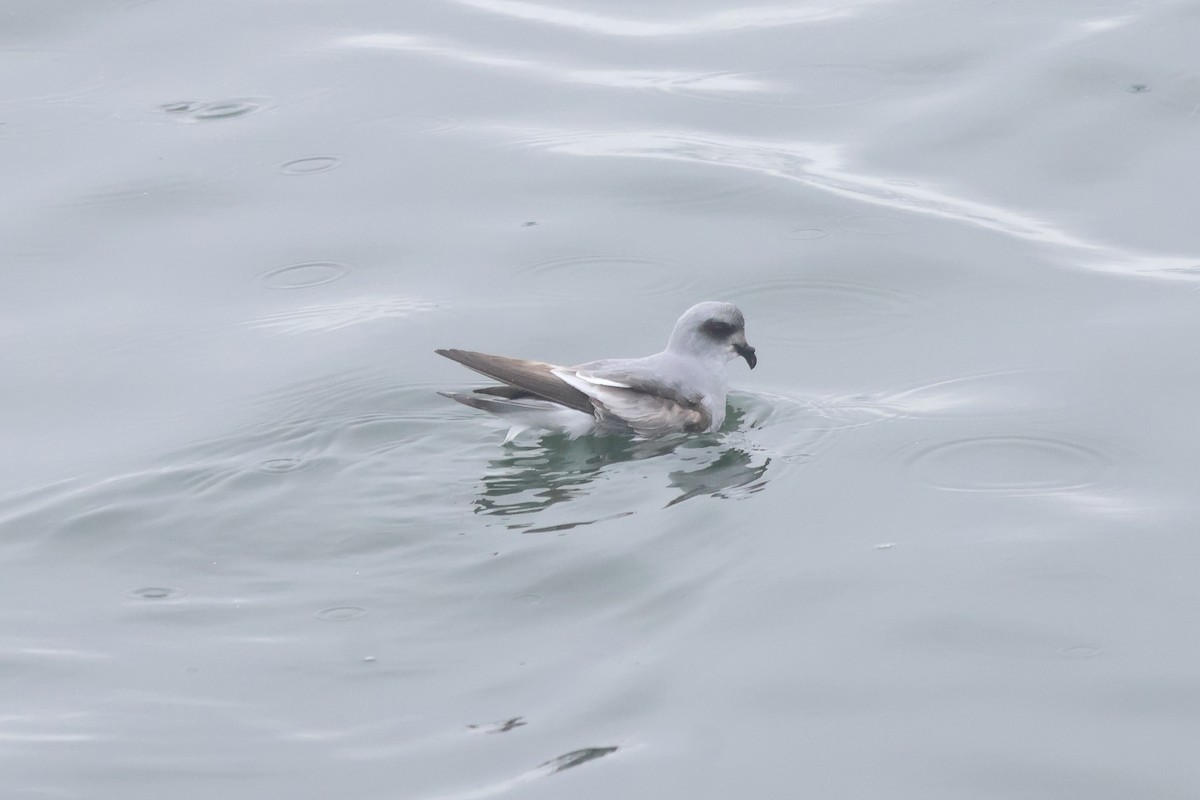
xmin=4 ymin=1 xmax=1200 ymax=797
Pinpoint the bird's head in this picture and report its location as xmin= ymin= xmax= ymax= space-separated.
xmin=667 ymin=301 xmax=756 ymax=369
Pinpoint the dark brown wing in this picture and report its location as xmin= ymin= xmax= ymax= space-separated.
xmin=434 ymin=349 xmax=595 ymax=415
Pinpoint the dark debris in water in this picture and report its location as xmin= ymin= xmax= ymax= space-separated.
xmin=468 ymin=716 xmax=527 ymax=734
xmin=540 ymin=746 xmax=618 ymax=774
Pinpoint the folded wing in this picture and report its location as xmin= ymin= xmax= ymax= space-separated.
xmin=436 ymin=350 xmax=712 ymax=436
xmin=553 ymin=364 xmax=710 ymax=436
xmin=434 ymin=349 xmax=595 ymax=415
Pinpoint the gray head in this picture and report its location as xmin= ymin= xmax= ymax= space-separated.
xmin=665 ymin=301 xmax=757 ymax=368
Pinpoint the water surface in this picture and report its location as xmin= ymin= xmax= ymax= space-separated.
xmin=4 ymin=1 xmax=1200 ymax=797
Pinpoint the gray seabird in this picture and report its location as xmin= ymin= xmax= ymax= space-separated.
xmin=436 ymin=301 xmax=756 ymax=441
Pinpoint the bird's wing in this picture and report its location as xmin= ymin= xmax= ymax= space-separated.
xmin=434 ymin=349 xmax=595 ymax=415
xmin=553 ymin=361 xmax=710 ymax=436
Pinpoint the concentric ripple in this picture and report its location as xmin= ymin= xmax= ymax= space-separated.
xmin=785 ymin=227 xmax=830 ymax=240
xmin=108 ymin=51 xmax=343 ymax=132
xmin=158 ymin=97 xmax=271 ymax=123
xmin=0 ymin=373 xmax=465 ymax=567
xmin=278 ymin=156 xmax=341 ymax=175
xmin=256 ymin=457 xmax=313 ymax=474
xmin=729 ymin=278 xmax=927 ymax=343
xmin=904 ymin=433 xmax=1114 ymax=495
xmin=869 ymin=368 xmax=1077 ymax=420
xmin=515 ymin=254 xmax=697 ymax=299
xmin=260 ymin=261 xmax=350 ymax=290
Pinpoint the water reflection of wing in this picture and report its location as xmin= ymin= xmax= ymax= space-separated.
xmin=474 ymin=434 xmax=675 ymax=520
xmin=665 ymin=448 xmax=770 ymax=507
xmin=472 ymin=407 xmax=772 ymax=524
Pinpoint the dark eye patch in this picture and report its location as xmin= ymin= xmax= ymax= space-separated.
xmin=701 ymin=319 xmax=736 ymax=338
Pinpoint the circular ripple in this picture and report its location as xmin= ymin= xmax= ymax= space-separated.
xmin=129 ymin=587 xmax=183 ymax=600
xmin=835 ymin=215 xmax=914 ymax=235
xmin=785 ymin=227 xmax=830 ymax=241
xmin=257 ymin=457 xmax=311 ymax=474
xmin=159 ymin=97 xmax=270 ymax=123
xmin=111 ymin=54 xmax=336 ymax=132
xmin=516 ymin=255 xmax=696 ymax=299
xmin=317 ymin=606 xmax=366 ymax=621
xmin=261 ymin=261 xmax=349 ymax=290
xmin=192 ymin=99 xmax=261 ymax=120
xmin=871 ymin=369 xmax=1075 ymax=421
xmin=730 ymin=278 xmax=926 ymax=343
xmin=279 ymin=156 xmax=341 ymax=175
xmin=905 ymin=434 xmax=1112 ymax=495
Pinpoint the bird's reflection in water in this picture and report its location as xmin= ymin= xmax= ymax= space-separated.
xmin=473 ymin=408 xmax=771 ymax=529
xmin=664 ymin=446 xmax=770 ymax=507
